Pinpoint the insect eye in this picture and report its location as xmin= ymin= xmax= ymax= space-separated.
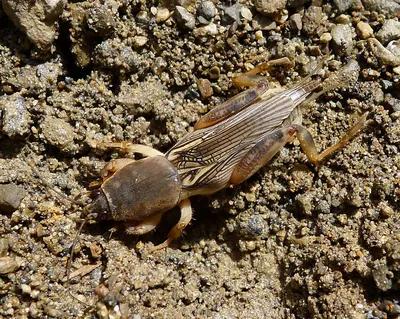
xmin=90 ymin=189 xmax=101 ymax=200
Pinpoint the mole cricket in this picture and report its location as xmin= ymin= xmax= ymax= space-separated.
xmin=76 ymin=56 xmax=368 ymax=251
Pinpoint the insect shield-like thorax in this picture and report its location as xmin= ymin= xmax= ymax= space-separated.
xmin=88 ymin=156 xmax=181 ymax=222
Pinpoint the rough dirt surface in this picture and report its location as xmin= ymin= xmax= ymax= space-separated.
xmin=0 ymin=0 xmax=399 ymax=318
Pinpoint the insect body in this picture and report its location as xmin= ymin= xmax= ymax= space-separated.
xmin=85 ymin=58 xmax=368 ymax=250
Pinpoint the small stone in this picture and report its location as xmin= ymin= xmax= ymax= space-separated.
xmin=252 ymin=14 xmax=276 ymax=30
xmin=43 ymin=306 xmax=62 ymax=318
xmin=376 ymin=19 xmax=400 ymax=45
xmin=87 ymin=6 xmax=116 ymax=36
xmin=331 ymin=24 xmax=353 ymax=56
xmin=255 ymin=30 xmax=264 ymax=40
xmin=0 ymin=256 xmax=20 ymax=274
xmin=356 ymin=21 xmax=373 ymax=39
xmin=174 ymin=6 xmax=196 ymax=30
xmin=302 ymin=6 xmax=323 ymax=36
xmin=209 ymin=66 xmax=220 ymax=80
xmin=193 ymin=23 xmax=218 ymax=37
xmin=254 ymin=0 xmax=287 ymax=15
xmin=40 ymin=117 xmax=75 ymax=151
xmin=369 ymin=38 xmax=400 ymax=66
xmin=90 ymin=244 xmax=103 ymax=259
xmin=197 ymin=78 xmax=213 ymax=99
xmin=320 ymin=32 xmax=332 ymax=43
xmin=152 ymin=57 xmax=167 ymax=75
xmin=379 ymin=202 xmax=394 ymax=217
xmin=0 ymin=95 xmax=31 ymax=138
xmin=336 ymin=14 xmax=350 ymax=24
xmin=372 ymin=263 xmax=393 ymax=291
xmin=133 ymin=36 xmax=148 ymax=47
xmin=363 ymin=0 xmax=400 ymax=18
xmin=2 ymin=0 xmax=65 ymax=50
xmin=387 ymin=40 xmax=400 ymax=57
xmin=156 ymin=7 xmax=170 ymax=23
xmin=21 ymin=284 xmax=32 ymax=295
xmin=296 ymin=193 xmax=313 ymax=215
xmin=93 ymin=39 xmax=143 ymax=72
xmin=381 ymin=79 xmax=393 ymax=91
xmin=221 ymin=4 xmax=241 ymax=25
xmin=196 ymin=1 xmax=216 ymax=24
xmin=289 ymin=13 xmax=302 ymax=31
xmin=0 ymin=183 xmax=26 ymax=214
xmin=174 ymin=0 xmax=196 ymax=11
xmin=246 ymin=215 xmax=268 ymax=237
xmin=333 ymin=0 xmax=355 ymax=12
xmin=240 ymin=7 xmax=253 ymax=21
xmin=0 ymin=238 xmax=8 ymax=257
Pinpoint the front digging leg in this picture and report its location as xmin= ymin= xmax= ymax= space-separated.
xmin=90 ymin=141 xmax=165 ymax=157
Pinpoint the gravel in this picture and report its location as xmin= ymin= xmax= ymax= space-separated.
xmin=0 ymin=1 xmax=398 ymax=318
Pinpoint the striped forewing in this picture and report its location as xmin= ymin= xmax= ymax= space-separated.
xmin=166 ymin=93 xmax=297 ymax=190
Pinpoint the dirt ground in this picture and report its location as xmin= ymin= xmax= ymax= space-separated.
xmin=0 ymin=0 xmax=399 ymax=318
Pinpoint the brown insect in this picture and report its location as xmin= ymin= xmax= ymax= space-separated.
xmin=82 ymin=57 xmax=368 ymax=250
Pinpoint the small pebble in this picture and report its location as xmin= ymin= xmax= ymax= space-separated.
xmin=356 ymin=21 xmax=373 ymax=39
xmin=254 ymin=0 xmax=287 ymax=15
xmin=209 ymin=66 xmax=220 ymax=80
xmin=379 ymin=202 xmax=394 ymax=218
xmin=362 ymin=0 xmax=400 ymax=18
xmin=196 ymin=1 xmax=216 ymax=24
xmin=174 ymin=6 xmax=196 ymax=30
xmin=87 ymin=6 xmax=116 ymax=36
xmin=0 ymin=238 xmax=9 ymax=257
xmin=289 ymin=13 xmax=302 ymax=31
xmin=40 ymin=117 xmax=75 ymax=151
xmin=0 ymin=256 xmax=20 ymax=274
xmin=90 ymin=244 xmax=103 ymax=259
xmin=336 ymin=14 xmax=350 ymax=24
xmin=376 ymin=19 xmax=400 ymax=44
xmin=255 ymin=30 xmax=264 ymax=40
xmin=0 ymin=95 xmax=30 ymax=138
xmin=246 ymin=215 xmax=268 ymax=237
xmin=134 ymin=36 xmax=148 ymax=47
xmin=156 ymin=7 xmax=170 ymax=23
xmin=333 ymin=0 xmax=354 ymax=12
xmin=369 ymin=38 xmax=400 ymax=66
xmin=372 ymin=263 xmax=393 ymax=291
xmin=21 ymin=284 xmax=32 ymax=295
xmin=331 ymin=24 xmax=353 ymax=56
xmin=222 ymin=4 xmax=240 ymax=25
xmin=2 ymin=0 xmax=64 ymax=50
xmin=320 ymin=32 xmax=332 ymax=43
xmin=381 ymin=79 xmax=393 ymax=91
xmin=302 ymin=6 xmax=323 ymax=36
xmin=240 ymin=7 xmax=253 ymax=21
xmin=387 ymin=39 xmax=400 ymax=57
xmin=193 ymin=23 xmax=218 ymax=37
xmin=252 ymin=14 xmax=276 ymax=30
xmin=43 ymin=306 xmax=62 ymax=318
xmin=0 ymin=183 xmax=26 ymax=214
xmin=197 ymin=78 xmax=213 ymax=99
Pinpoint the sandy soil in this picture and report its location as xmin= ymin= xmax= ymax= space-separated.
xmin=0 ymin=1 xmax=399 ymax=318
